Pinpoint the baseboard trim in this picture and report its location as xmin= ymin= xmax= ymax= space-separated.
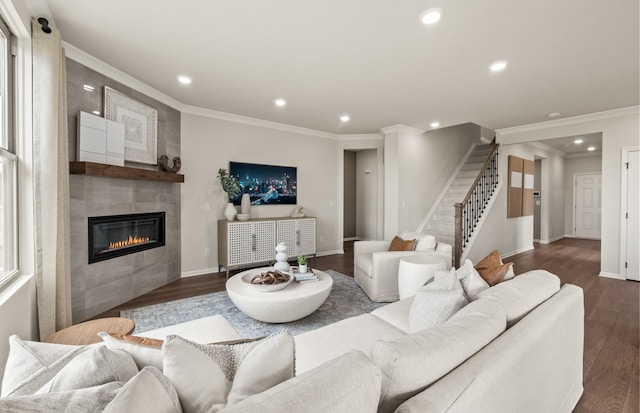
xmin=538 ymin=235 xmax=565 ymax=245
xmin=599 ymin=271 xmax=625 ymax=280
xmin=181 ymin=267 xmax=220 ymax=278
xmin=343 ymin=237 xmax=358 ymax=241
xmin=500 ymin=244 xmax=535 ymax=259
xmin=316 ymin=249 xmax=344 ymax=257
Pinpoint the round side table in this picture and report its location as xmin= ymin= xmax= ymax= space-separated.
xmin=44 ymin=317 xmax=135 ymax=345
xmin=398 ymin=256 xmax=448 ymax=299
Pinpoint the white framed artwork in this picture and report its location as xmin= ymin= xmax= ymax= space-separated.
xmin=104 ymin=87 xmax=158 ymax=165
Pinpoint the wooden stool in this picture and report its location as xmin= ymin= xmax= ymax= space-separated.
xmin=44 ymin=317 xmax=135 ymax=345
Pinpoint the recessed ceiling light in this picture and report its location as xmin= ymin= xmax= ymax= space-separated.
xmin=489 ymin=61 xmax=508 ymax=72
xmin=83 ymin=84 xmax=95 ymax=92
xmin=547 ymin=112 xmax=563 ymax=118
xmin=92 ymin=110 xmax=100 ymax=115
xmin=340 ymin=115 xmax=350 ymax=122
xmin=420 ymin=8 xmax=442 ymax=25
xmin=574 ymin=139 xmax=584 ymax=144
xmin=177 ymin=75 xmax=192 ymax=85
xmin=430 ymin=121 xmax=440 ymax=128
xmin=587 ymin=146 xmax=596 ymax=151
xmin=275 ymin=98 xmax=286 ymax=107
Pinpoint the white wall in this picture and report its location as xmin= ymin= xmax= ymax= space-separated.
xmin=180 ymin=113 xmax=342 ymax=276
xmin=564 ymin=155 xmax=602 ymax=236
xmin=398 ymin=123 xmax=482 ymax=233
xmin=497 ymin=107 xmax=639 ymax=278
xmin=466 ymin=142 xmax=565 ymax=261
xmin=355 ymin=149 xmax=378 ymax=240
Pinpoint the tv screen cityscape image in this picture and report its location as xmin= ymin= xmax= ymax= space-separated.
xmin=229 ymin=161 xmax=297 ymax=205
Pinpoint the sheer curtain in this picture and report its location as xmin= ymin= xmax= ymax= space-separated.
xmin=31 ymin=20 xmax=72 ymax=339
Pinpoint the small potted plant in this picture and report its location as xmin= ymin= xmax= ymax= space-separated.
xmin=297 ymin=255 xmax=308 ymax=273
xmin=217 ymin=168 xmax=240 ymax=220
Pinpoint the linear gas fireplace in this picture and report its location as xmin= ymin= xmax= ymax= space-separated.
xmin=88 ymin=212 xmax=166 ymax=263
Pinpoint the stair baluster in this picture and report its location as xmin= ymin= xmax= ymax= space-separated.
xmin=454 ymin=142 xmax=500 ymax=267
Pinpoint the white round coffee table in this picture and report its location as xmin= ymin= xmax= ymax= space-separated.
xmin=226 ymin=268 xmax=333 ymax=323
xmin=398 ymin=256 xmax=448 ymax=299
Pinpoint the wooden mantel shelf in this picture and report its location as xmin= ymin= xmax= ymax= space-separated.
xmin=70 ymin=162 xmax=184 ymax=183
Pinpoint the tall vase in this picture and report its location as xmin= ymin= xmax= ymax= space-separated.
xmin=241 ymin=193 xmax=251 ymax=215
xmin=224 ymin=202 xmax=237 ymax=221
xmin=274 ymin=242 xmax=290 ymax=272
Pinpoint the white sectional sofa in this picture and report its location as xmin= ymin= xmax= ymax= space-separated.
xmin=0 ymin=270 xmax=584 ymax=412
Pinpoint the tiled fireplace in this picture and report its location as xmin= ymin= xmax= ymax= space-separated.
xmin=67 ymin=58 xmax=181 ymax=323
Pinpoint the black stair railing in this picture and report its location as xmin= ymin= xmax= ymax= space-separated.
xmin=453 ymin=142 xmax=500 ymax=268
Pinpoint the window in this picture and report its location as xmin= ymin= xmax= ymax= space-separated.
xmin=0 ymin=17 xmax=16 ymax=287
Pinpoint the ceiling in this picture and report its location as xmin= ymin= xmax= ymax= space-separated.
xmin=27 ymin=0 xmax=639 ymax=135
xmin=535 ymin=133 xmax=603 ymax=156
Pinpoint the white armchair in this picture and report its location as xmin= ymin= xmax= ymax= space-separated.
xmin=353 ymin=234 xmax=452 ymax=302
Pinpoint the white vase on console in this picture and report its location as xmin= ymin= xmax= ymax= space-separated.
xmin=274 ymin=242 xmax=290 ymax=272
xmin=240 ymin=194 xmax=251 ymax=215
xmin=224 ymin=202 xmax=237 ymax=221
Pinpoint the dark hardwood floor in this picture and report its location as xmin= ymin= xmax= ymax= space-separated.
xmin=95 ymin=238 xmax=638 ymax=413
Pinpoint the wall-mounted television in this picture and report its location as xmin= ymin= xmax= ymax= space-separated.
xmin=229 ymin=161 xmax=297 ymax=206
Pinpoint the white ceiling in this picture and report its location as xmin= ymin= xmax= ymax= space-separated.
xmin=28 ymin=0 xmax=639 ymax=134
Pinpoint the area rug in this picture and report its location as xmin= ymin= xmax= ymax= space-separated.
xmin=121 ymin=270 xmax=385 ymax=338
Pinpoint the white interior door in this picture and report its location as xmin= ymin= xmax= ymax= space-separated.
xmin=625 ymin=151 xmax=639 ymax=281
xmin=575 ymin=174 xmax=602 ymax=239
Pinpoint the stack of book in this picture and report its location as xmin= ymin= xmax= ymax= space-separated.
xmin=293 ymin=268 xmax=319 ymax=283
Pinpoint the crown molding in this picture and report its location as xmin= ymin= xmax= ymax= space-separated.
xmin=566 ymin=151 xmax=602 ymax=159
xmin=497 ymin=106 xmax=640 ymax=136
xmin=338 ymin=133 xmax=383 ymax=141
xmin=380 ymin=124 xmax=425 ymax=136
xmin=62 ymin=41 xmax=184 ymax=111
xmin=526 ymin=141 xmax=567 ymax=157
xmin=181 ymin=105 xmax=339 ymax=140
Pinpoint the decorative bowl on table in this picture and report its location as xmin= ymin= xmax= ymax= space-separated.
xmin=242 ymin=269 xmax=293 ymax=292
xmin=237 ymin=213 xmax=250 ymax=221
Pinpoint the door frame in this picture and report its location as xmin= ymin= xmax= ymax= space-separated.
xmin=573 ymin=172 xmax=602 ymax=239
xmin=620 ymin=147 xmax=640 ymax=279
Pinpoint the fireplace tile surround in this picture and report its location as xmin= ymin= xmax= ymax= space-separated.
xmin=67 ymin=58 xmax=181 ymax=322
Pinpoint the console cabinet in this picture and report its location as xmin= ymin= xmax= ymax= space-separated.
xmin=218 ymin=217 xmax=316 ymax=276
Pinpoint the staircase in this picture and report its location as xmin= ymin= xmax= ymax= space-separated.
xmin=421 ymin=144 xmax=498 ymax=260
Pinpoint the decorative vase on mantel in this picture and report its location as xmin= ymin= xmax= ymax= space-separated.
xmin=274 ymin=242 xmax=290 ymax=272
xmin=224 ymin=202 xmax=237 ymax=221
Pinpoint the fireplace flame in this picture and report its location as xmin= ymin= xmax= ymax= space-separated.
xmin=109 ymin=235 xmax=151 ymax=250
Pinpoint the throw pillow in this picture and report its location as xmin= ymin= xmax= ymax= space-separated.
xmin=456 ymin=259 xmax=489 ymax=300
xmin=389 ymin=235 xmax=416 ymax=251
xmin=162 ymin=332 xmax=295 ymax=413
xmin=0 ymin=382 xmax=122 ymax=412
xmin=35 ymin=345 xmax=139 ymax=394
xmin=1 ymin=335 xmax=89 ymax=397
xmin=219 ymin=351 xmax=381 ymax=413
xmin=474 ymin=250 xmax=515 ymax=286
xmin=103 ymin=367 xmax=182 ymax=413
xmin=400 ymin=231 xmax=436 ymax=252
xmin=409 ymin=268 xmax=468 ymax=333
xmin=99 ymin=332 xmax=164 ymax=370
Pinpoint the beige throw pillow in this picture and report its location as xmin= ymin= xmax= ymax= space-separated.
xmin=162 ymin=333 xmax=294 ymax=413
